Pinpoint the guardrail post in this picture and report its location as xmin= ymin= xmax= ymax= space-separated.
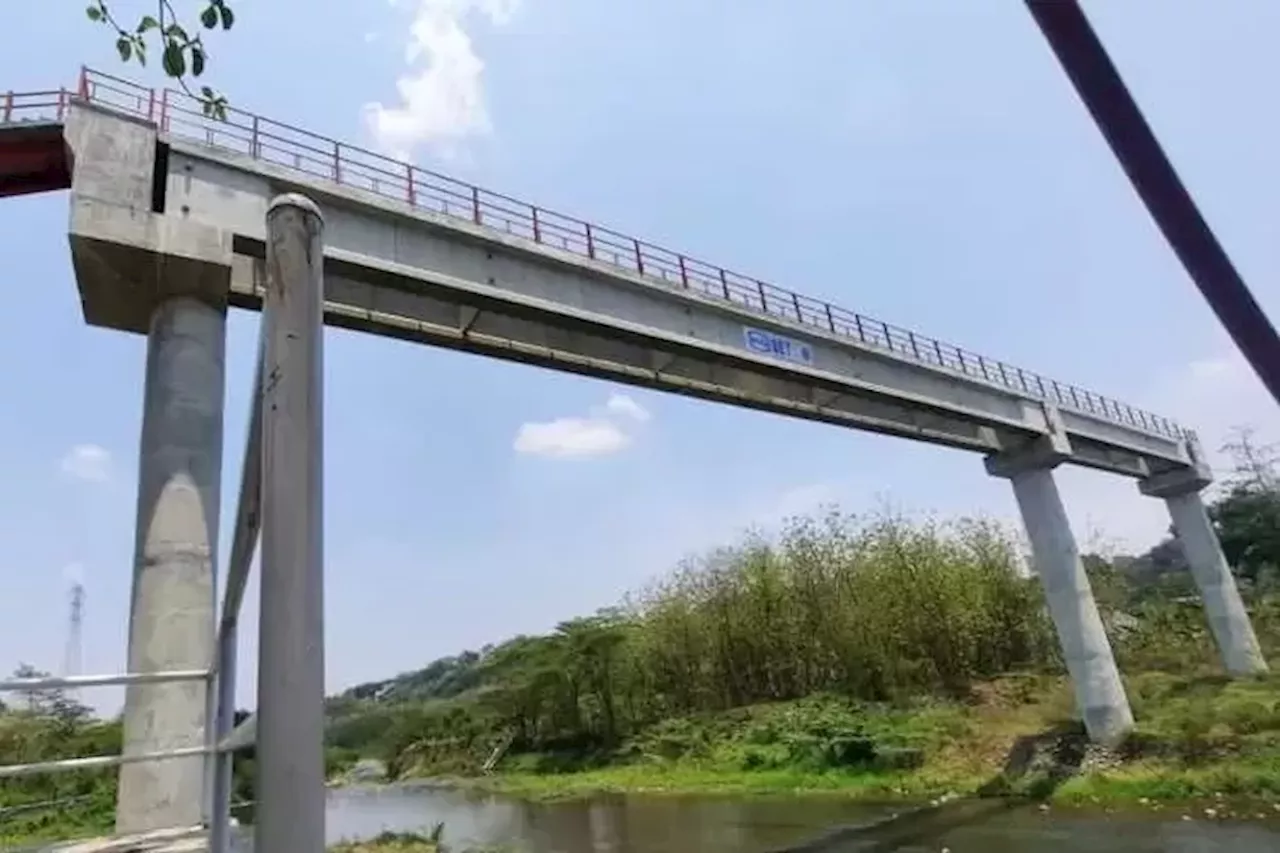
xmin=2 ymin=91 xmax=11 ymax=123
xmin=791 ymin=292 xmax=802 ymax=321
xmin=531 ymin=207 xmax=542 ymax=243
xmin=679 ymin=256 xmax=690 ymax=289
xmin=209 ymin=623 xmax=238 ymax=853
xmin=472 ymin=186 xmax=482 ymax=224
xmin=634 ymin=239 xmax=645 ymax=275
xmin=333 ymin=142 xmax=342 ymax=182
xmin=405 ymin=164 xmax=416 ymax=207
xmin=719 ymin=268 xmax=730 ymax=301
xmin=258 ymin=194 xmax=327 ymax=853
xmin=585 ymin=223 xmax=596 ymax=259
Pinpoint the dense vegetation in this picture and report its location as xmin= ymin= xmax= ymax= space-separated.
xmin=325 ymin=431 xmax=1280 ymax=797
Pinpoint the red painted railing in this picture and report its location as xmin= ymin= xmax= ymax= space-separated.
xmin=3 ymin=68 xmax=1188 ymax=443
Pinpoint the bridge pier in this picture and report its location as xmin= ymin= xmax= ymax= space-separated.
xmin=987 ymin=409 xmax=1134 ymax=744
xmin=1140 ymin=445 xmax=1268 ymax=676
xmin=117 ymin=295 xmax=227 ymax=834
xmin=61 ymin=101 xmax=235 ymax=832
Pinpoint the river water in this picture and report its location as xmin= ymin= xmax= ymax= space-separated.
xmin=296 ymin=784 xmax=1280 ymax=852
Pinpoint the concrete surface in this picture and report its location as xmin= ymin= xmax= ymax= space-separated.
xmin=988 ymin=431 xmax=1134 ymax=744
xmin=116 ymin=296 xmax=226 ymax=834
xmin=1140 ymin=456 xmax=1269 ymax=675
xmin=1006 ymin=465 xmax=1135 ymax=743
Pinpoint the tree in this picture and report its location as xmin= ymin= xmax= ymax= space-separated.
xmin=84 ymin=1 xmax=236 ymax=118
xmin=8 ymin=664 xmax=91 ymax=729
xmin=1221 ymin=426 xmax=1280 ymax=492
xmin=1207 ymin=427 xmax=1280 ymax=585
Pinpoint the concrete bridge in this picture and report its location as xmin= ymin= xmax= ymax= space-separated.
xmin=0 ymin=69 xmax=1267 ymax=851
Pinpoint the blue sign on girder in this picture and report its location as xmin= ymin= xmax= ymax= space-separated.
xmin=743 ymin=326 xmax=814 ymax=366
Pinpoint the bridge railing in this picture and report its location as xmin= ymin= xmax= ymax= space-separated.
xmin=34 ymin=66 xmax=1184 ymax=443
xmin=0 ymin=670 xmax=220 ymax=780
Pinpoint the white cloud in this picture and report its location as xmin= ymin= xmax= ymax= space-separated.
xmin=513 ymin=393 xmax=651 ymax=459
xmin=604 ymin=393 xmax=650 ymax=422
xmin=514 ymin=417 xmax=630 ymax=458
xmin=59 ymin=444 xmax=112 ymax=483
xmin=363 ymin=0 xmax=521 ymax=159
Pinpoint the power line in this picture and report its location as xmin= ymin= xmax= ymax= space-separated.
xmin=1025 ymin=0 xmax=1280 ymax=409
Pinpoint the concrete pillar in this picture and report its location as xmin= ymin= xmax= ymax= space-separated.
xmin=1006 ymin=467 xmax=1134 ymax=743
xmin=1165 ymin=491 xmax=1267 ymax=674
xmin=1140 ymin=443 xmax=1268 ymax=676
xmin=255 ymin=194 xmax=327 ymax=853
xmin=117 ymin=295 xmax=226 ymax=834
xmin=987 ymin=413 xmax=1133 ymax=744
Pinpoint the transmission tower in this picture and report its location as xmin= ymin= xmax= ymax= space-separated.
xmin=64 ymin=582 xmax=85 ymax=686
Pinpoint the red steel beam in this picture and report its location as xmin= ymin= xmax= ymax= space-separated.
xmin=0 ymin=124 xmax=71 ymax=199
xmin=1025 ymin=0 xmax=1280 ymax=410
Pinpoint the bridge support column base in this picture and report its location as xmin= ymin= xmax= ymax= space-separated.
xmin=989 ymin=456 xmax=1134 ymax=744
xmin=116 ymin=295 xmax=226 ymax=834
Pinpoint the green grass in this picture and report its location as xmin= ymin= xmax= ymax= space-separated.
xmin=430 ymin=672 xmax=1280 ymax=810
xmin=329 ymin=830 xmax=441 ymax=853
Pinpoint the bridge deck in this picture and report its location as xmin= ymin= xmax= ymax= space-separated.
xmin=9 ymin=69 xmax=1197 ymax=480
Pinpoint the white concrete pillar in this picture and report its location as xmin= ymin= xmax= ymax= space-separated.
xmin=117 ymin=295 xmax=226 ymax=834
xmin=1164 ymin=491 xmax=1268 ymax=675
xmin=1007 ymin=467 xmax=1134 ymax=743
xmin=255 ymin=194 xmax=327 ymax=853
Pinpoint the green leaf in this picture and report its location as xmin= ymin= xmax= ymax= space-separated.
xmin=219 ymin=5 xmax=235 ymax=30
xmin=116 ymin=36 xmax=132 ymax=62
xmin=201 ymin=5 xmax=218 ymax=29
xmin=137 ymin=15 xmax=158 ymax=33
xmin=192 ymin=46 xmax=206 ymax=77
xmin=164 ymin=23 xmax=189 ymax=42
xmin=162 ymin=41 xmax=186 ymax=77
xmin=136 ymin=41 xmax=147 ymax=66
xmin=86 ymin=5 xmax=102 ymax=22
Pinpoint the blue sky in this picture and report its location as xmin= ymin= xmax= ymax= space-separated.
xmin=2 ymin=0 xmax=1278 ymax=714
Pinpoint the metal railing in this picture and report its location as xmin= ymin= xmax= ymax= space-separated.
xmin=0 ymin=194 xmax=328 ymax=853
xmin=0 ymin=67 xmax=1187 ymax=442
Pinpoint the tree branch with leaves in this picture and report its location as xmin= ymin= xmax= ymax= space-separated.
xmin=84 ymin=1 xmax=235 ymax=119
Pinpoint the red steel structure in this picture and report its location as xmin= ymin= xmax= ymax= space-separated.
xmin=0 ymin=67 xmax=1187 ymax=441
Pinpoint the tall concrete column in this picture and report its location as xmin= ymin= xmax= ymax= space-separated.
xmin=1165 ymin=491 xmax=1267 ymax=674
xmin=1008 ymin=467 xmax=1134 ymax=743
xmin=117 ymin=295 xmax=226 ymax=834
xmin=987 ymin=412 xmax=1133 ymax=744
xmin=1141 ymin=449 xmax=1267 ymax=675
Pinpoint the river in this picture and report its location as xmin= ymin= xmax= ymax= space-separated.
xmin=271 ymin=784 xmax=1280 ymax=852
